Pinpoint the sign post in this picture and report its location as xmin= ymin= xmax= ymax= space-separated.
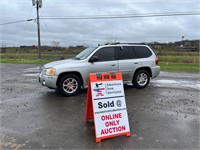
xmin=86 ymin=73 xmax=131 ymax=142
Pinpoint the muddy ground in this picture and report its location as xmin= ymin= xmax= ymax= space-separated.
xmin=0 ymin=64 xmax=199 ymax=149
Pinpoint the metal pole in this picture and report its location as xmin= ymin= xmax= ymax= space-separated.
xmin=36 ymin=0 xmax=41 ymax=61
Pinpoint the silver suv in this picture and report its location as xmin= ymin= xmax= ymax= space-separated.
xmin=39 ymin=44 xmax=160 ymax=96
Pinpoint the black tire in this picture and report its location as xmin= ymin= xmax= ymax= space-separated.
xmin=133 ymin=70 xmax=150 ymax=89
xmin=58 ymin=74 xmax=81 ymax=96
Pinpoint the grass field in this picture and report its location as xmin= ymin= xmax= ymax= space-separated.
xmin=159 ymin=55 xmax=199 ymax=64
xmin=159 ymin=62 xmax=199 ymax=72
xmin=1 ymin=52 xmax=199 ymax=73
xmin=1 ymin=53 xmax=75 ymax=60
xmin=0 ymin=53 xmax=75 ymax=64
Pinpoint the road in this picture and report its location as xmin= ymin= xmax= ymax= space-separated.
xmin=0 ymin=64 xmax=199 ymax=149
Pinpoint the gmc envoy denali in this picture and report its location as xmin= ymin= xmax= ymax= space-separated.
xmin=39 ymin=43 xmax=160 ymax=96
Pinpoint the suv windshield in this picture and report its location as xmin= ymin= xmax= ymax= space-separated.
xmin=74 ymin=47 xmax=96 ymax=60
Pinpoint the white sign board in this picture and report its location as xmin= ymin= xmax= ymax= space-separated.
xmin=91 ymin=80 xmax=130 ymax=138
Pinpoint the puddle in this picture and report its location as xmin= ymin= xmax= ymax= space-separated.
xmin=22 ymin=73 xmax=39 ymax=77
xmin=153 ymin=79 xmax=178 ymax=84
xmin=21 ymin=67 xmax=40 ymax=77
xmin=22 ymin=67 xmax=40 ymax=73
xmin=152 ymin=79 xmax=200 ymax=90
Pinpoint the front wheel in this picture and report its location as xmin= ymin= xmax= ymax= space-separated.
xmin=58 ymin=74 xmax=81 ymax=96
xmin=133 ymin=70 xmax=150 ymax=89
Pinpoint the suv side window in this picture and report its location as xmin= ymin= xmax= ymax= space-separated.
xmin=118 ymin=46 xmax=135 ymax=60
xmin=93 ymin=47 xmax=116 ymax=61
xmin=133 ymin=46 xmax=152 ymax=58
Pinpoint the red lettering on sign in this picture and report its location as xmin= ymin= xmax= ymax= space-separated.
xmin=101 ymin=126 xmax=126 ymax=135
xmin=105 ymin=120 xmax=120 ymax=127
xmin=101 ymin=113 xmax=122 ymax=121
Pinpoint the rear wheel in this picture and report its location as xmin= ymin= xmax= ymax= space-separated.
xmin=58 ymin=74 xmax=81 ymax=96
xmin=133 ymin=70 xmax=150 ymax=89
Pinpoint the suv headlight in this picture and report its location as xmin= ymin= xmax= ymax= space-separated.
xmin=46 ymin=68 xmax=56 ymax=76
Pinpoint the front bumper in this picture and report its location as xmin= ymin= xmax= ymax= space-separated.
xmin=151 ymin=65 xmax=160 ymax=78
xmin=39 ymin=72 xmax=58 ymax=89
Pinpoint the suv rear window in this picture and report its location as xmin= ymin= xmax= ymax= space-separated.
xmin=133 ymin=46 xmax=152 ymax=58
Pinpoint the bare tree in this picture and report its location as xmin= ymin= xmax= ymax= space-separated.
xmin=52 ymin=41 xmax=60 ymax=48
xmin=1 ymin=45 xmax=6 ymax=53
xmin=51 ymin=41 xmax=63 ymax=57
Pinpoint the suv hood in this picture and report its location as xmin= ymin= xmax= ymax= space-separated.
xmin=44 ymin=59 xmax=79 ymax=68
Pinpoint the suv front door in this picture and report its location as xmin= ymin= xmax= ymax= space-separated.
xmin=86 ymin=46 xmax=118 ymax=78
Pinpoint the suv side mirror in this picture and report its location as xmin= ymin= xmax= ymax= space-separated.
xmin=89 ymin=56 xmax=99 ymax=63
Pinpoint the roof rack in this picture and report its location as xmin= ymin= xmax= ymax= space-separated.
xmin=97 ymin=42 xmax=148 ymax=47
xmin=104 ymin=42 xmax=147 ymax=45
xmin=118 ymin=42 xmax=147 ymax=45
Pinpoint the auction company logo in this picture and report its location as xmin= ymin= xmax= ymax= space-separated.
xmin=93 ymin=83 xmax=105 ymax=96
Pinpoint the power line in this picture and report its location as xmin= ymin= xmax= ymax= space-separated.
xmin=45 ymin=0 xmax=198 ymax=8
xmin=40 ymin=12 xmax=200 ymax=20
xmin=3 ymin=0 xmax=198 ymax=7
xmin=1 ymin=11 xmax=199 ymax=26
xmin=0 ymin=19 xmax=34 ymax=25
xmin=46 ymin=0 xmax=198 ymax=3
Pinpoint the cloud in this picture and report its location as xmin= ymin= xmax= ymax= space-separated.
xmin=0 ymin=0 xmax=199 ymax=46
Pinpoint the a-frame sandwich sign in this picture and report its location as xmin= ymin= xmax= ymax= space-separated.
xmin=85 ymin=73 xmax=131 ymax=142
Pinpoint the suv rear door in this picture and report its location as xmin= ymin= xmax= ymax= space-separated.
xmin=117 ymin=46 xmax=142 ymax=82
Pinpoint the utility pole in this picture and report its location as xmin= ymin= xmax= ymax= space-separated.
xmin=32 ymin=0 xmax=42 ymax=61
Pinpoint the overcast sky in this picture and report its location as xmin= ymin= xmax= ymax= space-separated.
xmin=0 ymin=0 xmax=199 ymax=47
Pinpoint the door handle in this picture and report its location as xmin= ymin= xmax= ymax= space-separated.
xmin=134 ymin=62 xmax=139 ymax=64
xmin=111 ymin=64 xmax=116 ymax=66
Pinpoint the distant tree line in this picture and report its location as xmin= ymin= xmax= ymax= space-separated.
xmin=1 ymin=39 xmax=199 ymax=53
